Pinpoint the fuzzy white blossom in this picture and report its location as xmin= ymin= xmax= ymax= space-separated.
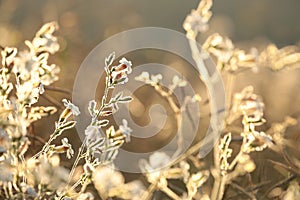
xmin=62 ymin=99 xmax=80 ymax=116
xmin=85 ymin=125 xmax=101 ymax=141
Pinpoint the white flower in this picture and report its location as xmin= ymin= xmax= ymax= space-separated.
xmin=38 ymin=82 xmax=45 ymax=94
xmin=183 ymin=10 xmax=210 ymax=33
xmin=150 ymin=74 xmax=163 ymax=84
xmin=16 ymin=81 xmax=40 ymax=106
xmin=13 ymin=50 xmax=38 ymax=80
xmin=61 ymin=138 xmax=74 ymax=159
xmin=139 ymin=152 xmax=171 ymax=182
xmin=110 ymin=57 xmax=132 ymax=85
xmin=135 ymin=71 xmax=164 ymax=86
xmin=172 ymin=75 xmax=187 ymax=87
xmin=118 ymin=57 xmax=132 ymax=73
xmin=85 ymin=125 xmax=105 ymax=155
xmin=85 ymin=125 xmax=101 ymax=141
xmin=119 ymin=119 xmax=132 ymax=142
xmin=62 ymin=99 xmax=80 ymax=116
xmin=88 ymin=100 xmax=97 ymax=117
xmin=135 ymin=71 xmax=151 ymax=83
xmin=32 ymin=36 xmax=59 ymax=54
xmin=110 ymin=71 xmax=128 ymax=85
xmin=149 ymin=152 xmax=171 ymax=169
xmin=30 ymin=22 xmax=60 ymax=54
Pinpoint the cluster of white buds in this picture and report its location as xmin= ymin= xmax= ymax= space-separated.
xmin=0 ymin=23 xmax=61 ymax=179
xmin=259 ymin=44 xmax=300 ymax=71
xmin=135 ymin=71 xmax=163 ymax=85
xmin=203 ymin=33 xmax=258 ymax=72
xmin=183 ymin=0 xmax=212 ymax=36
xmin=228 ymin=86 xmax=265 ymax=125
xmin=109 ymin=57 xmax=132 ymax=85
xmin=229 ymin=87 xmax=273 ymax=153
xmin=218 ymin=133 xmax=233 ymax=174
xmin=93 ymin=165 xmax=145 ymax=200
xmin=104 ymin=52 xmax=132 ymax=87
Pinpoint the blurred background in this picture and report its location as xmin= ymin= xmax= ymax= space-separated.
xmin=1 ymin=0 xmax=299 ymax=126
xmin=1 ymin=0 xmax=300 ymax=197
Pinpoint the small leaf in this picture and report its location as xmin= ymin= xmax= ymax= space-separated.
xmin=59 ymin=121 xmax=77 ymax=130
xmin=119 ymin=96 xmax=133 ymax=102
xmin=96 ymin=119 xmax=109 ymax=127
xmin=100 ymin=110 xmax=113 ymax=116
xmin=113 ymin=92 xmax=123 ymax=101
xmin=88 ymin=100 xmax=98 ymax=117
xmin=105 ymin=52 xmax=115 ymax=67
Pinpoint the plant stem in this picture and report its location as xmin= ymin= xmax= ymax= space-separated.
xmin=160 ymin=185 xmax=182 ymax=200
xmin=230 ymin=182 xmax=256 ymax=200
xmin=67 ymin=138 xmax=86 ymax=186
xmin=263 ymin=174 xmax=296 ymax=198
xmin=217 ymin=175 xmax=227 ymax=200
xmin=94 ymin=77 xmax=111 ymax=121
xmin=141 ymin=182 xmax=157 ymax=200
xmin=186 ymin=28 xmax=225 ymax=200
xmin=30 ymin=128 xmax=59 ymax=159
xmin=228 ymin=150 xmax=243 ymax=170
xmin=44 ymin=85 xmax=72 ymax=94
xmin=152 ymin=84 xmax=183 ymax=158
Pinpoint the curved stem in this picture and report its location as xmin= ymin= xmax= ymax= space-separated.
xmin=44 ymin=85 xmax=72 ymax=94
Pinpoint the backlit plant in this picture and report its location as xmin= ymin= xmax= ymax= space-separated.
xmin=1 ymin=0 xmax=300 ymax=199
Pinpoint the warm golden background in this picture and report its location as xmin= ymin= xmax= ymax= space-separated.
xmin=1 ymin=1 xmax=300 ymax=198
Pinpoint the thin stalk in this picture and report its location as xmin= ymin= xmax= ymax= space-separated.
xmin=186 ymin=30 xmax=224 ymax=200
xmin=228 ymin=150 xmax=243 ymax=170
xmin=160 ymin=185 xmax=182 ymax=200
xmin=216 ymin=175 xmax=227 ymax=200
xmin=67 ymin=73 xmax=111 ymax=187
xmin=230 ymin=182 xmax=256 ymax=200
xmin=44 ymin=85 xmax=72 ymax=94
xmin=262 ymin=174 xmax=296 ymax=198
xmin=141 ymin=182 xmax=158 ymax=200
xmin=70 ymin=179 xmax=82 ymax=191
xmin=67 ymin=138 xmax=87 ymax=186
xmin=153 ymin=84 xmax=183 ymax=158
xmin=41 ymin=94 xmax=64 ymax=110
xmin=27 ymin=134 xmax=46 ymax=145
xmin=94 ymin=77 xmax=111 ymax=121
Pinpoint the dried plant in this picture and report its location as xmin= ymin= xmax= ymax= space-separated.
xmin=0 ymin=23 xmax=133 ymax=199
xmin=1 ymin=0 xmax=300 ymax=199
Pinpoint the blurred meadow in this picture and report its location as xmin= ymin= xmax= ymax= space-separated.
xmin=1 ymin=0 xmax=300 ymax=138
xmin=1 ymin=0 xmax=300 ymax=199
